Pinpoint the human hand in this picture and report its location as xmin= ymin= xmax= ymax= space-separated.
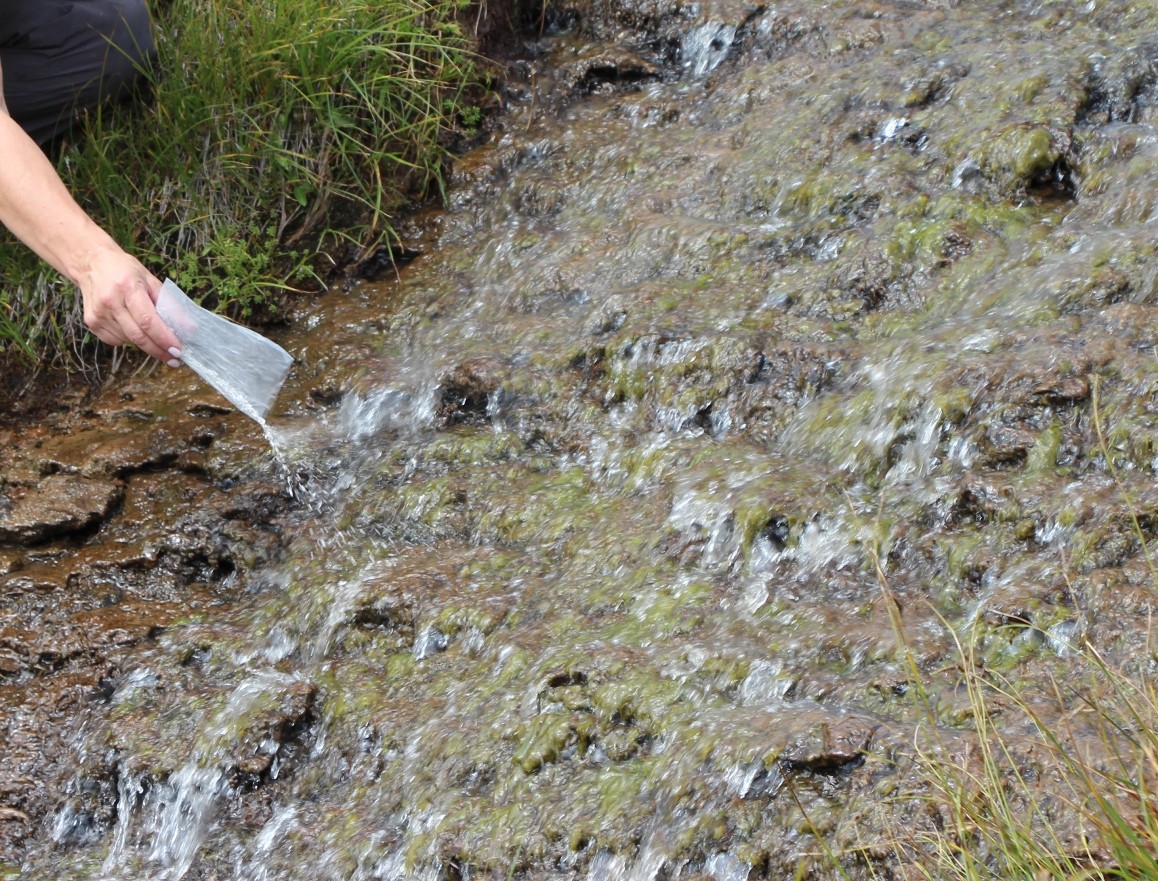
xmin=78 ymin=248 xmax=184 ymax=366
xmin=0 ymin=103 xmax=184 ymax=366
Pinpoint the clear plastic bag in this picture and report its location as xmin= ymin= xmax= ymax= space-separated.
xmin=155 ymin=279 xmax=293 ymax=423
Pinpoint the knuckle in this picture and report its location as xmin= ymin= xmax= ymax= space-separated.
xmin=86 ymin=298 xmax=111 ymax=320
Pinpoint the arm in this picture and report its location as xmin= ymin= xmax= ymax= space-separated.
xmin=0 ymin=61 xmax=181 ymax=366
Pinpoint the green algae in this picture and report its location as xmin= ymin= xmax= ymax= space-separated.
xmin=1025 ymin=420 xmax=1063 ymax=474
xmin=590 ymin=671 xmax=683 ymax=731
xmin=605 ymin=579 xmax=714 ymax=643
xmin=971 ymin=124 xmax=1061 ymax=193
xmin=513 ymin=711 xmax=593 ymax=773
xmin=979 ymin=621 xmax=1051 ymax=672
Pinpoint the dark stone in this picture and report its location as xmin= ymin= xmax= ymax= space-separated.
xmin=438 ymin=357 xmax=511 ymax=425
xmin=779 ymin=715 xmax=875 ymax=775
xmin=556 ymin=44 xmax=661 ymax=94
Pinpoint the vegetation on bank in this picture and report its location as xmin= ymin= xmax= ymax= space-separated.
xmin=0 ymin=0 xmax=487 ymax=370
xmin=821 ymin=595 xmax=1158 ymax=881
xmin=905 ymin=649 xmax=1158 ymax=881
xmin=866 ymin=399 xmax=1158 ymax=881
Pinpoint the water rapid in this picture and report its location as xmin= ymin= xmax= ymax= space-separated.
xmin=17 ymin=1 xmax=1158 ymax=879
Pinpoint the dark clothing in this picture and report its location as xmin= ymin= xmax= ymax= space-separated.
xmin=0 ymin=0 xmax=153 ymax=145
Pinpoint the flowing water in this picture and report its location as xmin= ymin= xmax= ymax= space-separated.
xmin=16 ymin=0 xmax=1158 ymax=878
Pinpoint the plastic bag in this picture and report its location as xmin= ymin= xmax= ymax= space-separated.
xmin=155 ymin=279 xmax=293 ymax=423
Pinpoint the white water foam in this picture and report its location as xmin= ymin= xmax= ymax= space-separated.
xmin=682 ymin=23 xmax=737 ymax=77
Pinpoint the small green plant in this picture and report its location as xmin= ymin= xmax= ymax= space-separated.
xmin=891 ymin=640 xmax=1158 ymax=881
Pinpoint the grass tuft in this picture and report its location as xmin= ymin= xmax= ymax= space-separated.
xmin=895 ymin=643 xmax=1158 ymax=881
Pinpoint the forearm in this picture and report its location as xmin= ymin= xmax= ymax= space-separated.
xmin=0 ymin=91 xmax=181 ymax=364
xmin=0 ymin=110 xmax=121 ymax=287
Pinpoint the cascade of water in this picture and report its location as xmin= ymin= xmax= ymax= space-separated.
xmin=681 ymin=23 xmax=737 ymax=78
xmin=73 ymin=361 xmax=457 ymax=881
xmin=25 ymin=4 xmax=1158 ymax=880
xmin=98 ymin=670 xmax=312 ymax=880
xmin=234 ymin=806 xmax=298 ymax=881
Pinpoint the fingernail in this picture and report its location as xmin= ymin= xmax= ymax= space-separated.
xmin=167 ymin=359 xmax=181 ymax=368
xmin=168 ymin=347 xmax=183 ymax=358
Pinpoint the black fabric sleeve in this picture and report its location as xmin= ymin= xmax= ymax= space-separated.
xmin=0 ymin=0 xmax=154 ymax=145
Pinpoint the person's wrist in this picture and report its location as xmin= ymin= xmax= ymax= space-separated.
xmin=64 ymin=227 xmax=125 ymax=290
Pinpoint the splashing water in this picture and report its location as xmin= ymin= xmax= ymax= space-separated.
xmin=22 ymin=3 xmax=1158 ymax=880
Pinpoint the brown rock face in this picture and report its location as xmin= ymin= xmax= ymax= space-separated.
xmin=0 ymin=476 xmax=124 ymax=545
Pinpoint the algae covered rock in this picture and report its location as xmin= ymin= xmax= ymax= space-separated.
xmin=962 ymin=123 xmax=1067 ymax=195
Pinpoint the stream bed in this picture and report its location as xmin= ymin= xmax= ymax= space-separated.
xmin=8 ymin=1 xmax=1158 ymax=878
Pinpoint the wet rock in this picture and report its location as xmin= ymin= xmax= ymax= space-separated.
xmin=0 ymin=595 xmax=182 ymax=676
xmin=0 ymin=623 xmax=38 ymax=676
xmin=230 ymin=680 xmax=316 ymax=784
xmin=0 ymin=667 xmax=112 ymax=864
xmin=966 ymin=123 xmax=1069 ymax=196
xmin=184 ymin=399 xmax=234 ymax=417
xmin=66 ymin=603 xmax=170 ymax=650
xmin=1031 ymin=374 xmax=1090 ymax=405
xmin=350 ymin=568 xmax=423 ymax=636
xmin=0 ymin=475 xmax=124 ymax=545
xmin=514 ymin=172 xmax=570 ymax=217
xmin=217 ymin=483 xmax=290 ymax=523
xmin=346 ymin=548 xmax=519 ymax=656
xmin=978 ymin=422 xmax=1038 ymax=466
xmin=0 ymin=350 xmax=293 ymax=870
xmin=26 ymin=413 xmax=221 ymax=479
xmin=992 ymin=349 xmax=1094 ymax=408
xmin=0 ymin=558 xmax=70 ymax=598
xmin=1079 ymin=41 xmax=1158 ymax=125
xmin=308 ymin=383 xmax=343 ymax=407
xmin=438 ymin=357 xmax=511 ymax=425
xmin=555 ymin=44 xmax=661 ymax=95
xmin=779 ymin=713 xmax=875 ymax=774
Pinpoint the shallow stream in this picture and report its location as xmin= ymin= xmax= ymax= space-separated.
xmin=10 ymin=0 xmax=1158 ymax=878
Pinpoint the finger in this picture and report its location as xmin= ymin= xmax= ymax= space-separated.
xmin=120 ymin=316 xmax=171 ymax=364
xmin=83 ymin=300 xmax=127 ymax=347
xmin=144 ymin=271 xmax=163 ymax=302
xmin=142 ymin=272 xmax=182 ymax=357
xmin=113 ymin=302 xmax=172 ymax=364
xmin=87 ymin=320 xmax=125 ymax=349
xmin=124 ymin=278 xmax=183 ymax=363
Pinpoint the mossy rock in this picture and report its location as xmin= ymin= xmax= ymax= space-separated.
xmin=513 ymin=711 xmax=595 ymax=773
xmin=969 ymin=124 xmax=1061 ymax=195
